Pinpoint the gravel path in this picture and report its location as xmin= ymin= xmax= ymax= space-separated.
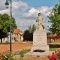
xmin=0 ymin=42 xmax=32 ymax=52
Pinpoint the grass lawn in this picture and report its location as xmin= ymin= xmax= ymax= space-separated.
xmin=49 ymin=47 xmax=57 ymax=51
xmin=49 ymin=44 xmax=60 ymax=51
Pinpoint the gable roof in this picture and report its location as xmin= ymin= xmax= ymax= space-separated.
xmin=47 ymin=34 xmax=60 ymax=38
xmin=13 ymin=28 xmax=23 ymax=35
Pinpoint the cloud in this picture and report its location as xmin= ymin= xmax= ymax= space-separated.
xmin=12 ymin=1 xmax=28 ymax=19
xmin=23 ymin=8 xmax=39 ymax=18
xmin=39 ymin=6 xmax=49 ymax=13
xmin=23 ymin=6 xmax=52 ymax=19
xmin=0 ymin=0 xmax=6 ymax=10
xmin=0 ymin=9 xmax=9 ymax=14
xmin=12 ymin=1 xmax=28 ymax=10
xmin=22 ymin=6 xmax=52 ymax=29
xmin=39 ymin=6 xmax=52 ymax=16
xmin=0 ymin=0 xmax=52 ymax=31
xmin=16 ymin=18 xmax=36 ymax=31
xmin=16 ymin=19 xmax=36 ymax=27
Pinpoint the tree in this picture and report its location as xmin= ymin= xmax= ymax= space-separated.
xmin=23 ymin=24 xmax=36 ymax=41
xmin=23 ymin=30 xmax=30 ymax=41
xmin=23 ymin=30 xmax=33 ymax=41
xmin=48 ymin=4 xmax=60 ymax=35
xmin=0 ymin=14 xmax=17 ymax=43
xmin=28 ymin=24 xmax=36 ymax=33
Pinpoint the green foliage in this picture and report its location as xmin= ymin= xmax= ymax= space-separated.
xmin=57 ymin=51 xmax=60 ymax=60
xmin=50 ymin=48 xmax=57 ymax=51
xmin=0 ymin=13 xmax=17 ymax=32
xmin=0 ymin=13 xmax=17 ymax=43
xmin=23 ymin=30 xmax=33 ymax=41
xmin=23 ymin=24 xmax=36 ymax=41
xmin=48 ymin=4 xmax=60 ymax=35
xmin=55 ymin=49 xmax=60 ymax=60
xmin=19 ymin=49 xmax=30 ymax=57
xmin=6 ymin=51 xmax=15 ymax=60
xmin=23 ymin=30 xmax=30 ymax=41
xmin=28 ymin=24 xmax=36 ymax=33
xmin=0 ymin=51 xmax=15 ymax=60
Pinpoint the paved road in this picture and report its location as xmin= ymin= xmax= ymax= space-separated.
xmin=0 ymin=42 xmax=32 ymax=52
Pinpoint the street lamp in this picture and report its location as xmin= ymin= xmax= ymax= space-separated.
xmin=5 ymin=0 xmax=12 ymax=51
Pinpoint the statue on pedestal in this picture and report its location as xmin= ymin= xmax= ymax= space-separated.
xmin=36 ymin=13 xmax=45 ymax=30
xmin=25 ymin=13 xmax=49 ymax=56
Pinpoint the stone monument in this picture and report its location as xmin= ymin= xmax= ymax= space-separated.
xmin=25 ymin=13 xmax=49 ymax=56
xmin=30 ymin=13 xmax=49 ymax=55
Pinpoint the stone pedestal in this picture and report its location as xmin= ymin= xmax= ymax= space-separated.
xmin=31 ymin=30 xmax=49 ymax=53
xmin=30 ymin=13 xmax=49 ymax=55
xmin=25 ymin=13 xmax=49 ymax=56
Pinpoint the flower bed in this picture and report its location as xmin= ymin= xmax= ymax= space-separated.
xmin=0 ymin=51 xmax=15 ymax=60
xmin=0 ymin=49 xmax=30 ymax=60
xmin=55 ymin=48 xmax=60 ymax=60
xmin=47 ymin=52 xmax=58 ymax=60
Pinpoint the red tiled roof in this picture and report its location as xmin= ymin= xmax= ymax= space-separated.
xmin=47 ymin=34 xmax=58 ymax=38
xmin=13 ymin=28 xmax=23 ymax=35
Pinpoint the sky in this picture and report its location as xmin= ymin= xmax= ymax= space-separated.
xmin=0 ymin=0 xmax=58 ymax=31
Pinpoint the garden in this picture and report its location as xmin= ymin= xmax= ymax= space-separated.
xmin=0 ymin=48 xmax=60 ymax=60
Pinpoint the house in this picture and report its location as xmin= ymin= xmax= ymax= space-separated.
xmin=12 ymin=28 xmax=23 ymax=42
xmin=47 ymin=34 xmax=60 ymax=43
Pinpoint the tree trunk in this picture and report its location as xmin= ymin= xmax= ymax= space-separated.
xmin=1 ymin=38 xmax=2 ymax=44
xmin=1 ymin=32 xmax=2 ymax=44
xmin=0 ymin=30 xmax=2 ymax=44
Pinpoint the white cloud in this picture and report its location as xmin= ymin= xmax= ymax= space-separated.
xmin=12 ymin=1 xmax=20 ymax=9
xmin=39 ymin=6 xmax=49 ymax=13
xmin=0 ymin=0 xmax=6 ymax=10
xmin=20 ymin=6 xmax=52 ymax=31
xmin=0 ymin=9 xmax=9 ymax=14
xmin=12 ymin=1 xmax=28 ymax=10
xmin=39 ymin=6 xmax=52 ymax=16
xmin=23 ymin=8 xmax=39 ymax=18
xmin=16 ymin=18 xmax=36 ymax=31
xmin=23 ymin=6 xmax=52 ymax=19
xmin=0 ymin=0 xmax=52 ymax=31
xmin=16 ymin=19 xmax=36 ymax=27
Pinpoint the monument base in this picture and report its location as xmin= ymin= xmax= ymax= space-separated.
xmin=31 ymin=45 xmax=49 ymax=53
xmin=24 ymin=50 xmax=53 ymax=60
xmin=25 ymin=51 xmax=50 ymax=57
xmin=24 ymin=51 xmax=49 ymax=60
xmin=31 ymin=30 xmax=49 ymax=54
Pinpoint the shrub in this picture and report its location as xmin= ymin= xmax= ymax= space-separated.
xmin=6 ymin=51 xmax=15 ymax=60
xmin=19 ymin=49 xmax=30 ymax=57
xmin=0 ymin=51 xmax=15 ymax=60
xmin=55 ymin=48 xmax=60 ymax=60
xmin=47 ymin=52 xmax=58 ymax=60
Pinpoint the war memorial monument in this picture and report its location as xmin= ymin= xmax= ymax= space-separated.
xmin=25 ymin=13 xmax=49 ymax=56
